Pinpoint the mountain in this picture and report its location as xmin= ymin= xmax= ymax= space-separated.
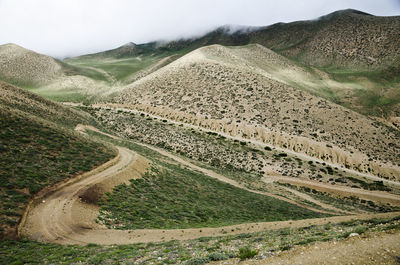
xmin=112 ymin=44 xmax=400 ymax=180
xmin=152 ymin=9 xmax=400 ymax=71
xmin=248 ymin=9 xmax=400 ymax=70
xmin=0 ymin=43 xmax=115 ymax=102
xmin=68 ymin=42 xmax=143 ymax=60
xmin=67 ymin=9 xmax=398 ymax=72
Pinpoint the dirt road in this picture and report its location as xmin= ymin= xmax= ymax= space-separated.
xmin=19 ymin=126 xmax=400 ymax=245
xmin=266 ymin=175 xmax=400 ymax=206
xmin=20 ymin=147 xmax=135 ymax=244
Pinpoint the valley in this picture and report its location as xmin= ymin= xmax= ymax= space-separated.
xmin=0 ymin=8 xmax=399 ymax=265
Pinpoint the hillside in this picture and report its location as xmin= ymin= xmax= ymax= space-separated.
xmin=65 ymin=44 xmax=185 ymax=86
xmin=2 ymin=9 xmax=397 ymax=108
xmin=0 ymin=44 xmax=62 ymax=87
xmin=0 ymin=44 xmax=116 ymax=103
xmin=0 ymin=81 xmax=116 ymax=239
xmin=68 ymin=42 xmax=143 ymax=60
xmin=58 ymin=9 xmax=400 ymax=116
xmin=249 ymin=9 xmax=400 ymax=70
xmin=112 ymin=44 xmax=400 ymax=181
xmin=0 ymin=81 xmax=96 ymax=128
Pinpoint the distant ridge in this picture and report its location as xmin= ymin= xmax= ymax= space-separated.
xmin=68 ymin=9 xmax=399 ymax=70
xmin=72 ymin=41 xmax=143 ymax=59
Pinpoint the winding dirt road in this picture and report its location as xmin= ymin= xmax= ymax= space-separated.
xmin=20 ymin=147 xmax=135 ymax=244
xmin=19 ymin=126 xmax=400 ymax=246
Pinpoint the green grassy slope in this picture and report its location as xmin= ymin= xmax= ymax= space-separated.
xmin=0 ymin=82 xmax=116 ymax=239
xmin=65 ymin=49 xmax=186 ymax=85
xmin=0 ymin=81 xmax=96 ymax=128
xmin=98 ymin=162 xmax=326 ymax=230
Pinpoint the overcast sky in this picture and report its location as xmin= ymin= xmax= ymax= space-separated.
xmin=0 ymin=0 xmax=399 ymax=58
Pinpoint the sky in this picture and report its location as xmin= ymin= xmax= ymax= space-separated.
xmin=0 ymin=0 xmax=399 ymax=58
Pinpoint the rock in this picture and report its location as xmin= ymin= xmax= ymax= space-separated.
xmin=349 ymin=233 xmax=359 ymax=237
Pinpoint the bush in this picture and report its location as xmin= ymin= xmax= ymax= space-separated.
xmin=238 ymin=246 xmax=258 ymax=260
xmin=184 ymin=257 xmax=210 ymax=265
xmin=208 ymin=252 xmax=229 ymax=261
xmin=353 ymin=225 xmax=367 ymax=234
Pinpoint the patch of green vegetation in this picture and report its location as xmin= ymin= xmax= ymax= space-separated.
xmin=238 ymin=246 xmax=258 ymax=260
xmin=98 ymin=162 xmax=326 ymax=230
xmin=0 ymin=108 xmax=116 ymax=238
xmin=346 ymin=176 xmax=391 ymax=192
xmin=320 ymin=66 xmax=400 ymax=116
xmin=0 ymin=82 xmax=96 ymax=129
xmin=0 ymin=74 xmax=40 ymax=90
xmin=1 ymin=216 xmax=399 ymax=264
xmin=65 ymin=50 xmax=186 ymax=84
xmin=59 ymin=61 xmax=110 ymax=83
xmin=30 ymin=87 xmax=95 ymax=104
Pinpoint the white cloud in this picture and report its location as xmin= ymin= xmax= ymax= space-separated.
xmin=0 ymin=0 xmax=399 ymax=58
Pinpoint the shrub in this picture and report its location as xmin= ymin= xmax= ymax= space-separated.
xmin=353 ymin=225 xmax=367 ymax=234
xmin=208 ymin=252 xmax=229 ymax=261
xmin=238 ymin=246 xmax=258 ymax=260
xmin=184 ymin=257 xmax=210 ymax=265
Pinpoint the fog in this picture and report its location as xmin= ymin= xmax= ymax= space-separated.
xmin=0 ymin=0 xmax=399 ymax=58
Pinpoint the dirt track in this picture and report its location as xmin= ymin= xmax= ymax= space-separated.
xmin=19 ymin=126 xmax=400 ymax=245
xmin=266 ymin=176 xmax=400 ymax=206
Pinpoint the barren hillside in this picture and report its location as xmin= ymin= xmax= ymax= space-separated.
xmin=0 ymin=44 xmax=62 ymax=86
xmin=113 ymin=45 xmax=400 ymax=180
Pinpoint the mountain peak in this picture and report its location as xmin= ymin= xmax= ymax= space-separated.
xmin=121 ymin=42 xmax=137 ymax=48
xmin=317 ymin=9 xmax=373 ymax=21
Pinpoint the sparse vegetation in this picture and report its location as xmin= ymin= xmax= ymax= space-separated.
xmin=98 ymin=163 xmax=325 ymax=230
xmin=1 ymin=216 xmax=399 ymax=264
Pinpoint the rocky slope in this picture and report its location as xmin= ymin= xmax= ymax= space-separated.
xmin=249 ymin=9 xmax=400 ymax=70
xmin=112 ymin=45 xmax=400 ymax=180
